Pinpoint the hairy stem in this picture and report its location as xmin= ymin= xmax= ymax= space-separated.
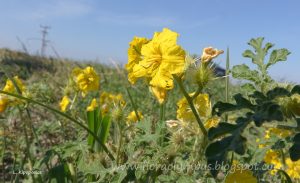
xmin=174 ymin=75 xmax=207 ymax=136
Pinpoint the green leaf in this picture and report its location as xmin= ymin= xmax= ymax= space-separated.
xmin=266 ymin=87 xmax=290 ymax=99
xmin=266 ymin=48 xmax=290 ymax=69
xmin=87 ymin=110 xmax=95 ymax=147
xmin=252 ymin=101 xmax=284 ymax=126
xmin=95 ymin=114 xmax=111 ymax=151
xmin=263 ymin=42 xmax=275 ymax=54
xmin=231 ymin=64 xmax=259 ymax=83
xmin=277 ymin=169 xmax=293 ymax=183
xmin=289 ymin=133 xmax=300 ymax=161
xmin=291 ymin=85 xmax=300 ymax=95
xmin=48 ymin=163 xmax=69 ymax=183
xmin=212 ymin=102 xmax=237 ymax=116
xmin=234 ymin=93 xmax=255 ymax=110
xmin=248 ymin=37 xmax=264 ymax=51
xmin=205 ymin=116 xmax=251 ymax=177
xmin=271 ymin=140 xmax=286 ymax=150
xmin=242 ymin=50 xmax=256 ymax=62
xmin=206 ymin=135 xmax=247 ymax=177
xmin=212 ymin=94 xmax=254 ymax=116
xmin=241 ymin=83 xmax=256 ymax=93
xmin=208 ymin=123 xmax=239 ymax=140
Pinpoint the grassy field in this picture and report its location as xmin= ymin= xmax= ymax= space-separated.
xmin=0 ymin=35 xmax=300 ymax=183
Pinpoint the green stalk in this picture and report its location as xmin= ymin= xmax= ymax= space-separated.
xmin=126 ymin=87 xmax=141 ymax=121
xmin=159 ymin=103 xmax=165 ymax=122
xmin=173 ymin=75 xmax=207 ymax=136
xmin=225 ymin=47 xmax=230 ymax=121
xmin=67 ymin=162 xmax=77 ymax=183
xmin=116 ymin=123 xmax=123 ymax=165
xmin=0 ymin=90 xmax=115 ymax=161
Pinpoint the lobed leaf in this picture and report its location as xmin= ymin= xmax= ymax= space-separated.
xmin=231 ymin=64 xmax=259 ymax=83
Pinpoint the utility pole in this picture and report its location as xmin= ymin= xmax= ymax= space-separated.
xmin=40 ymin=25 xmax=51 ymax=57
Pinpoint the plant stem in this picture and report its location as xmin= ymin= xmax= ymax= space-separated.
xmin=116 ymin=124 xmax=123 ymax=165
xmin=69 ymin=92 xmax=78 ymax=110
xmin=225 ymin=47 xmax=230 ymax=121
xmin=126 ymin=87 xmax=141 ymax=121
xmin=159 ymin=103 xmax=165 ymax=122
xmin=67 ymin=162 xmax=77 ymax=183
xmin=174 ymin=75 xmax=207 ymax=136
xmin=0 ymin=90 xmax=115 ymax=161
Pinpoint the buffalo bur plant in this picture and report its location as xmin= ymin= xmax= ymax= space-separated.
xmin=1 ymin=29 xmax=300 ymax=182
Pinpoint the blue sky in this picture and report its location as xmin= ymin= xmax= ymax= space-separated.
xmin=0 ymin=0 xmax=299 ymax=83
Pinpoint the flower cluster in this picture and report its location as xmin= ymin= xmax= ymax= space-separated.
xmin=59 ymin=66 xmax=100 ymax=112
xmin=167 ymin=93 xmax=220 ymax=135
xmin=72 ymin=66 xmax=100 ymax=97
xmin=125 ymin=28 xmax=186 ymax=104
xmin=264 ymin=149 xmax=300 ymax=179
xmin=0 ymin=76 xmax=26 ymax=113
xmin=100 ymin=92 xmax=126 ymax=115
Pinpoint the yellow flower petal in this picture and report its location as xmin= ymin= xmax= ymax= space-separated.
xmin=72 ymin=66 xmax=99 ymax=95
xmin=150 ymin=86 xmax=167 ymax=104
xmin=225 ymin=169 xmax=257 ymax=183
xmin=126 ymin=111 xmax=143 ymax=125
xmin=130 ymin=28 xmax=186 ymax=90
xmin=59 ymin=96 xmax=70 ymax=112
xmin=87 ymin=98 xmax=98 ymax=111
xmin=3 ymin=76 xmax=25 ymax=94
xmin=286 ymin=158 xmax=300 ymax=179
xmin=0 ymin=96 xmax=8 ymax=113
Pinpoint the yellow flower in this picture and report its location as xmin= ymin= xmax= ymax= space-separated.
xmin=100 ymin=92 xmax=126 ymax=114
xmin=285 ymin=158 xmax=300 ymax=179
xmin=126 ymin=37 xmax=150 ymax=84
xmin=3 ymin=76 xmax=25 ymax=94
xmin=132 ymin=28 xmax=186 ymax=90
xmin=271 ymin=127 xmax=291 ymax=138
xmin=59 ymin=96 xmax=70 ymax=112
xmin=177 ymin=93 xmax=211 ymax=122
xmin=72 ymin=66 xmax=99 ymax=96
xmin=225 ymin=169 xmax=257 ymax=183
xmin=150 ymin=86 xmax=167 ymax=104
xmin=0 ymin=96 xmax=8 ymax=113
xmin=87 ymin=98 xmax=98 ymax=111
xmin=204 ymin=117 xmax=220 ymax=129
xmin=201 ymin=47 xmax=224 ymax=63
xmin=264 ymin=149 xmax=282 ymax=174
xmin=126 ymin=111 xmax=143 ymax=125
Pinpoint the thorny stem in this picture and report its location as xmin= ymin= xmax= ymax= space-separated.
xmin=174 ymin=75 xmax=207 ymax=136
